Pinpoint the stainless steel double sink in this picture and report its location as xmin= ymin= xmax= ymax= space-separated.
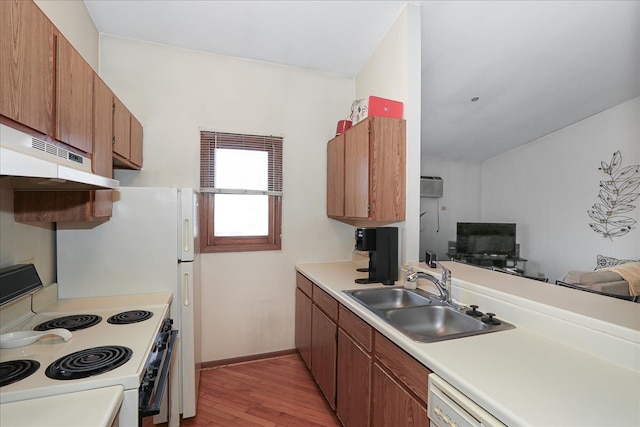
xmin=342 ymin=287 xmax=514 ymax=343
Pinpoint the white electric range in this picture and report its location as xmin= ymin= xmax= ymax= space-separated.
xmin=0 ymin=265 xmax=175 ymax=427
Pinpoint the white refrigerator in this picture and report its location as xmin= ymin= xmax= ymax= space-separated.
xmin=57 ymin=187 xmax=202 ymax=423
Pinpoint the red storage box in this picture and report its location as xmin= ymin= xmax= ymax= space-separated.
xmin=351 ymin=96 xmax=403 ymax=124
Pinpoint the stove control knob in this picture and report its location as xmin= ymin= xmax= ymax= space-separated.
xmin=161 ymin=319 xmax=174 ymax=332
xmin=142 ymin=373 xmax=156 ymax=391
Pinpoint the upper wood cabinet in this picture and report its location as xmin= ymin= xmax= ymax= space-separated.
xmin=94 ymin=77 xmax=114 ymax=178
xmin=0 ymin=0 xmax=54 ymax=136
xmin=55 ymin=35 xmax=93 ymax=154
xmin=1 ymin=0 xmax=143 ymax=174
xmin=90 ymin=76 xmax=117 ymax=219
xmin=112 ymin=96 xmax=130 ymax=161
xmin=130 ymin=116 xmax=143 ymax=168
xmin=327 ymin=134 xmax=345 ymax=217
xmin=327 ymin=116 xmax=406 ymax=226
xmin=113 ymin=96 xmax=143 ymax=169
xmin=14 ymin=74 xmax=117 ymax=223
xmin=4 ymin=0 xmax=149 ymax=223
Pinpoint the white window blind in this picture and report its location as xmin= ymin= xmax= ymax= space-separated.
xmin=200 ymin=131 xmax=283 ymax=196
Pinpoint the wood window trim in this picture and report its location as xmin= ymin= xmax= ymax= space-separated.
xmin=200 ymin=130 xmax=283 ymax=253
xmin=200 ymin=193 xmax=282 ymax=253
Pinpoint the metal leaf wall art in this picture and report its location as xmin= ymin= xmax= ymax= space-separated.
xmin=587 ymin=151 xmax=640 ymax=239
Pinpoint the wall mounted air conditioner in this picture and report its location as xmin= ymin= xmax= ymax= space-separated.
xmin=420 ymin=176 xmax=443 ymax=198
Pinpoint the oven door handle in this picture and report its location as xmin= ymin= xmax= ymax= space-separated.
xmin=139 ymin=329 xmax=178 ymax=419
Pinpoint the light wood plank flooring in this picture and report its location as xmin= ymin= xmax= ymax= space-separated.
xmin=145 ymin=354 xmax=340 ymax=427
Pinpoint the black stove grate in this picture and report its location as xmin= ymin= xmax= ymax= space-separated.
xmin=0 ymin=360 xmax=40 ymax=387
xmin=45 ymin=345 xmax=133 ymax=380
xmin=107 ymin=310 xmax=153 ymax=325
xmin=34 ymin=314 xmax=102 ymax=332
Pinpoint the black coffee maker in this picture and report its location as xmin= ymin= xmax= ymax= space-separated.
xmin=354 ymin=227 xmax=398 ymax=285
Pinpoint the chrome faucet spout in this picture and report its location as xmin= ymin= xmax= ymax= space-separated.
xmin=405 ymin=261 xmax=452 ymax=303
xmin=436 ymin=261 xmax=452 ymax=303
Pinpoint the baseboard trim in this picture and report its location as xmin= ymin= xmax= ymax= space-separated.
xmin=201 ymin=348 xmax=298 ymax=370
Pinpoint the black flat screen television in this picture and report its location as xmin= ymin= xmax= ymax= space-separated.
xmin=456 ymin=222 xmax=516 ymax=257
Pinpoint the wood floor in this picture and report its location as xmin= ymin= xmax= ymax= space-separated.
xmin=145 ymin=354 xmax=340 ymax=427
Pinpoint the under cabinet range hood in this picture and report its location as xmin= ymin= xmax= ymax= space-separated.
xmin=0 ymin=124 xmax=118 ymax=190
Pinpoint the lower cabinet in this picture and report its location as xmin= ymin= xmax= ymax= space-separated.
xmin=372 ymin=363 xmax=429 ymax=427
xmin=311 ymin=304 xmax=337 ymax=409
xmin=294 ymin=271 xmax=432 ymax=426
xmin=337 ymin=329 xmax=371 ymax=427
xmin=295 ymin=287 xmax=312 ymax=369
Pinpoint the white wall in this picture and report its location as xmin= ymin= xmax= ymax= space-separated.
xmin=355 ymin=4 xmax=422 ymax=264
xmin=419 ymin=159 xmax=482 ymax=261
xmin=99 ymin=35 xmax=356 ymax=361
xmin=481 ymin=97 xmax=640 ymax=281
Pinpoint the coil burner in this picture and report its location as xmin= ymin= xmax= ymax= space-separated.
xmin=45 ymin=345 xmax=132 ymax=380
xmin=0 ymin=360 xmax=40 ymax=387
xmin=107 ymin=310 xmax=153 ymax=325
xmin=34 ymin=314 xmax=102 ymax=332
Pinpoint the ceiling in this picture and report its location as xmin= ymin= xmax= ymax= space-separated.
xmin=84 ymin=0 xmax=640 ymax=162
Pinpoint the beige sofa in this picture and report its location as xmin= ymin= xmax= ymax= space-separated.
xmin=561 ymin=270 xmax=630 ymax=296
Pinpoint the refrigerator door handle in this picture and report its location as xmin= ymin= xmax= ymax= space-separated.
xmin=183 ymin=272 xmax=190 ymax=306
xmin=183 ymin=218 xmax=190 ymax=253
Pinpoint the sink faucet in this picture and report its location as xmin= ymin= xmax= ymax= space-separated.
xmin=406 ymin=262 xmax=452 ymax=304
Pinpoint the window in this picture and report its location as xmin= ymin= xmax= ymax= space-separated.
xmin=200 ymin=131 xmax=283 ymax=252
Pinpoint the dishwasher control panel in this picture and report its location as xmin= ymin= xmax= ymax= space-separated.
xmin=428 ymin=374 xmax=506 ymax=427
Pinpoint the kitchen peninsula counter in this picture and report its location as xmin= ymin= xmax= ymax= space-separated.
xmin=296 ymin=261 xmax=640 ymax=427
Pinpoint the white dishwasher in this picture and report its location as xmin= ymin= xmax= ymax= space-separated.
xmin=428 ymin=374 xmax=506 ymax=427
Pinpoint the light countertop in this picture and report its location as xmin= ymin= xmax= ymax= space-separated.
xmin=0 ymin=385 xmax=123 ymax=427
xmin=296 ymin=261 xmax=640 ymax=427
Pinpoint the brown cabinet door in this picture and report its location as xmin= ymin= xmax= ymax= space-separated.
xmin=91 ymin=76 xmax=115 ymax=219
xmin=372 ymin=363 xmax=429 ymax=427
xmin=14 ymin=191 xmax=104 ymax=222
xmin=0 ymin=0 xmax=54 ymax=135
xmin=344 ymin=120 xmax=370 ymax=219
xmin=93 ymin=76 xmax=114 ymax=178
xmin=337 ymin=329 xmax=371 ymax=427
xmin=55 ymin=35 xmax=93 ymax=154
xmin=112 ymin=96 xmax=131 ymax=159
xmin=295 ymin=288 xmax=312 ymax=370
xmin=129 ymin=115 xmax=143 ymax=167
xmin=311 ymin=304 xmax=337 ymax=409
xmin=369 ymin=117 xmax=406 ymax=222
xmin=327 ymin=134 xmax=345 ymax=217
